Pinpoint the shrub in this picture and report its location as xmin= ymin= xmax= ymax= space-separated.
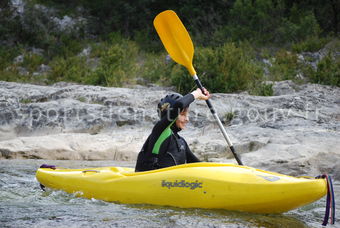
xmin=138 ymin=52 xmax=175 ymax=85
xmin=0 ymin=46 xmax=20 ymax=71
xmin=90 ymin=39 xmax=139 ymax=86
xmin=48 ymin=55 xmax=90 ymax=84
xmin=223 ymin=111 xmax=235 ymax=125
xmin=169 ymin=64 xmax=192 ymax=93
xmin=0 ymin=67 xmax=21 ymax=82
xmin=249 ymin=82 xmax=274 ymax=96
xmin=292 ymin=37 xmax=330 ymax=53
xmin=46 ymin=34 xmax=140 ymax=86
xmin=268 ymin=50 xmax=300 ymax=81
xmin=48 ymin=56 xmax=67 ymax=82
xmin=47 ymin=35 xmax=85 ymax=58
xmin=309 ymin=54 xmax=340 ymax=87
xmin=170 ymin=42 xmax=263 ymax=94
xmin=22 ymin=52 xmax=45 ymax=72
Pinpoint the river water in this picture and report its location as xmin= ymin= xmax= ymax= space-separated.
xmin=0 ymin=159 xmax=338 ymax=228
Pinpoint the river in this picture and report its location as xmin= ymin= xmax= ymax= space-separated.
xmin=0 ymin=160 xmax=338 ymax=228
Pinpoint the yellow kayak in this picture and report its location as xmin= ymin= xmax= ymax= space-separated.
xmin=36 ymin=162 xmax=327 ymax=213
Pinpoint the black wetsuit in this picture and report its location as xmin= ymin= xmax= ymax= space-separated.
xmin=135 ymin=94 xmax=200 ymax=172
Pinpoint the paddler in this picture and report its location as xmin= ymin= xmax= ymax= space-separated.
xmin=135 ymin=88 xmax=211 ymax=171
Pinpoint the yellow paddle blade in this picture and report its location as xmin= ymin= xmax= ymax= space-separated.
xmin=154 ymin=10 xmax=196 ymax=76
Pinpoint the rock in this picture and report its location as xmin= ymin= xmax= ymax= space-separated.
xmin=272 ymin=80 xmax=298 ymax=96
xmin=0 ymin=81 xmax=165 ymax=138
xmin=0 ymin=125 xmax=16 ymax=141
xmin=30 ymin=47 xmax=44 ymax=56
xmin=0 ymin=81 xmax=339 ymax=180
xmin=299 ymin=52 xmax=321 ymax=70
xmin=17 ymin=66 xmax=29 ymax=76
xmin=78 ymin=47 xmax=92 ymax=57
xmin=51 ymin=14 xmax=86 ymax=34
xmin=14 ymin=55 xmax=24 ymax=64
xmin=9 ymin=0 xmax=86 ymax=36
xmin=0 ymin=132 xmax=145 ymax=161
xmin=37 ymin=64 xmax=51 ymax=74
xmin=52 ymin=15 xmax=76 ymax=32
xmin=10 ymin=0 xmax=25 ymax=15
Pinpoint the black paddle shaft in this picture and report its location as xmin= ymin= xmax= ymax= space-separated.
xmin=230 ymin=145 xmax=243 ymax=166
xmin=194 ymin=77 xmax=244 ymax=166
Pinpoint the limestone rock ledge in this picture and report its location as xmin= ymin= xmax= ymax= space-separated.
xmin=0 ymin=81 xmax=339 ymax=179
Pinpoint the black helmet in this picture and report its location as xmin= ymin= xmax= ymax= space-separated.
xmin=157 ymin=93 xmax=183 ymax=118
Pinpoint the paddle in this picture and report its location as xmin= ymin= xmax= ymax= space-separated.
xmin=154 ymin=10 xmax=243 ymax=165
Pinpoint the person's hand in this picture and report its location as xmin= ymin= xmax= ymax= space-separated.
xmin=191 ymin=88 xmax=211 ymax=100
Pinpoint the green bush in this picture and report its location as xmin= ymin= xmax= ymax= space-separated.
xmin=48 ymin=57 xmax=64 ymax=82
xmin=169 ymin=64 xmax=192 ymax=93
xmin=0 ymin=46 xmax=20 ymax=70
xmin=135 ymin=51 xmax=189 ymax=89
xmin=48 ymin=55 xmax=93 ymax=84
xmin=309 ymin=54 xmax=340 ymax=87
xmin=0 ymin=46 xmax=48 ymax=83
xmin=249 ymin=82 xmax=274 ymax=96
xmin=229 ymin=0 xmax=285 ymax=43
xmin=0 ymin=67 xmax=20 ymax=82
xmin=137 ymin=52 xmax=174 ymax=85
xmin=223 ymin=111 xmax=235 ymax=125
xmin=90 ymin=39 xmax=139 ymax=86
xmin=203 ymin=42 xmax=261 ymax=92
xmin=46 ymin=34 xmax=140 ymax=86
xmin=170 ymin=42 xmax=264 ymax=94
xmin=278 ymin=9 xmax=321 ymax=43
xmin=226 ymin=1 xmax=323 ymax=45
xmin=47 ymin=35 xmax=85 ymax=58
xmin=268 ymin=50 xmax=300 ymax=81
xmin=22 ymin=52 xmax=45 ymax=72
xmin=292 ymin=37 xmax=330 ymax=53
xmin=48 ymin=57 xmax=66 ymax=82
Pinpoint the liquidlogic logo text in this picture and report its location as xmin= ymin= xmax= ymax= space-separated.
xmin=161 ymin=180 xmax=203 ymax=190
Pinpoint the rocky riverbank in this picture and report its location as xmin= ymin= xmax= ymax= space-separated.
xmin=0 ymin=81 xmax=339 ymax=180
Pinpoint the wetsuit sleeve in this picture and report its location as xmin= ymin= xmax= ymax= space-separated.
xmin=152 ymin=93 xmax=194 ymax=135
xmin=185 ymin=141 xmax=200 ymax=163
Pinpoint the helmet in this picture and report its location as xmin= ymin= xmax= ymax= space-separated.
xmin=157 ymin=93 xmax=183 ymax=118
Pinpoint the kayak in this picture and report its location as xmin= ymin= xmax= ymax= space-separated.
xmin=36 ymin=162 xmax=327 ymax=214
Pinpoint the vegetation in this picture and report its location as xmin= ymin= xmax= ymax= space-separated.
xmin=0 ymin=0 xmax=339 ymax=96
xmin=310 ymin=53 xmax=340 ymax=87
xmin=223 ymin=112 xmax=235 ymax=125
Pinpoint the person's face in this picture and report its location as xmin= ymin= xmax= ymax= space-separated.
xmin=176 ymin=108 xmax=189 ymax=130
